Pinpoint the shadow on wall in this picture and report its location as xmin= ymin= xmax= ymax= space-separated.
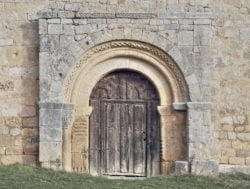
xmin=0 ymin=21 xmax=40 ymax=165
xmin=21 ymin=21 xmax=39 ymax=46
xmin=19 ymin=21 xmax=40 ymax=165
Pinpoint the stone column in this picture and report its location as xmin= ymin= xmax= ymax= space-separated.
xmin=39 ymin=102 xmax=74 ymax=169
xmin=157 ymin=105 xmax=173 ymax=174
xmin=187 ymin=102 xmax=219 ymax=175
xmin=158 ymin=103 xmax=188 ymax=175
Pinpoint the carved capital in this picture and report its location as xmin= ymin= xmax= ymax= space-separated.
xmin=157 ymin=105 xmax=172 ymax=116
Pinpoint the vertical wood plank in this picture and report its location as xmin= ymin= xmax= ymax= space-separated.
xmin=133 ymin=104 xmax=146 ymax=174
xmin=120 ymin=104 xmax=134 ymax=173
xmin=120 ymin=103 xmax=128 ymax=173
xmin=89 ymin=100 xmax=100 ymax=175
xmin=105 ymin=103 xmax=121 ymax=173
xmin=150 ymin=101 xmax=161 ymax=176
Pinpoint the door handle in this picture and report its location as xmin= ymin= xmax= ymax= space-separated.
xmin=142 ymin=131 xmax=146 ymax=141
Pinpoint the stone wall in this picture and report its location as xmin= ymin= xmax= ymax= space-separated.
xmin=211 ymin=0 xmax=250 ymax=169
xmin=0 ymin=0 xmax=249 ymax=173
xmin=0 ymin=0 xmax=46 ymax=165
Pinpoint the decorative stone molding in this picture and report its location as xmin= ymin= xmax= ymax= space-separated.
xmin=38 ymin=11 xmax=212 ymax=19
xmin=71 ymin=116 xmax=89 ymax=172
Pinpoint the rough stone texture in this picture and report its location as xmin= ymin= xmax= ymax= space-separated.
xmin=0 ymin=0 xmax=249 ymax=176
xmin=175 ymin=161 xmax=189 ymax=174
xmin=219 ymin=164 xmax=250 ymax=174
xmin=39 ymin=102 xmax=73 ymax=168
xmin=191 ymin=160 xmax=219 ymax=176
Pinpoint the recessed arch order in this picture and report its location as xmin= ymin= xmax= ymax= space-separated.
xmin=64 ymin=40 xmax=189 ymax=116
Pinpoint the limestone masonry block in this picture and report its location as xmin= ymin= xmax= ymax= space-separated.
xmin=38 ymin=11 xmax=57 ymax=19
xmin=22 ymin=117 xmax=38 ymax=128
xmin=39 ymin=142 xmax=62 ymax=162
xmin=10 ymin=128 xmax=21 ymax=136
xmin=0 ymin=81 xmax=14 ymax=91
xmin=58 ymin=11 xmax=75 ymax=18
xmin=47 ymin=19 xmax=61 ymax=24
xmin=175 ymin=161 xmax=189 ymax=174
xmin=61 ymin=19 xmax=73 ymax=25
xmin=1 ymin=155 xmax=36 ymax=165
xmin=63 ymin=25 xmax=75 ymax=35
xmin=192 ymin=160 xmax=219 ymax=176
xmin=48 ymin=24 xmax=63 ymax=35
xmin=237 ymin=133 xmax=250 ymax=141
xmin=229 ymin=157 xmax=245 ymax=165
xmin=240 ymin=28 xmax=250 ymax=40
xmin=0 ymin=126 xmax=9 ymax=135
xmin=39 ymin=19 xmax=47 ymax=35
xmin=73 ymin=19 xmax=87 ymax=25
xmin=246 ymin=158 xmax=250 ymax=165
xmin=5 ymin=117 xmax=22 ymax=128
xmin=0 ymin=39 xmax=14 ymax=46
xmin=195 ymin=26 xmax=210 ymax=46
xmin=65 ymin=3 xmax=82 ymax=11
xmin=75 ymin=25 xmax=97 ymax=34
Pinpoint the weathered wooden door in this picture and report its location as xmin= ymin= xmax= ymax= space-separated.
xmin=89 ymin=70 xmax=160 ymax=177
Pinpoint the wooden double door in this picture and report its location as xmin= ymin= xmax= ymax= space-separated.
xmin=89 ymin=71 xmax=160 ymax=177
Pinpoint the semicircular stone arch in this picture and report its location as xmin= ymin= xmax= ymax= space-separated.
xmin=64 ymin=40 xmax=189 ymax=106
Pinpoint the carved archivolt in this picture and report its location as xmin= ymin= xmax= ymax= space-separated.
xmin=64 ymin=40 xmax=189 ymax=103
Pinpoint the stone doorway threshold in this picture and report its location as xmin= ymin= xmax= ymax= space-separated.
xmin=102 ymin=173 xmax=146 ymax=180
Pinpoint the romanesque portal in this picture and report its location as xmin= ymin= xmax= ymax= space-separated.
xmin=39 ymin=38 xmax=216 ymax=176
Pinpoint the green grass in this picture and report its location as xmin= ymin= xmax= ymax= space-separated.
xmin=0 ymin=164 xmax=250 ymax=189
